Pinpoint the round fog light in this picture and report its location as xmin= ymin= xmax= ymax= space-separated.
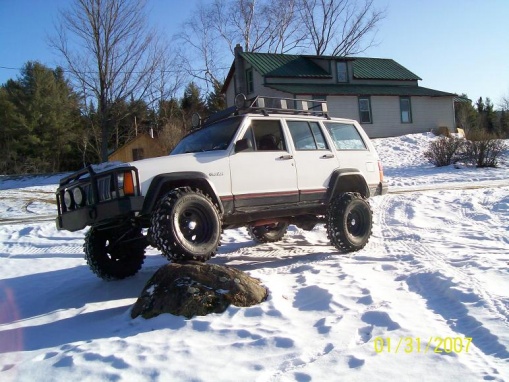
xmin=73 ymin=187 xmax=85 ymax=206
xmin=64 ymin=190 xmax=74 ymax=209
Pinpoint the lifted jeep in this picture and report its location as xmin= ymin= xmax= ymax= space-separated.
xmin=56 ymin=95 xmax=387 ymax=280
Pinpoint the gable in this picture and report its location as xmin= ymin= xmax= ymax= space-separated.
xmin=108 ymin=133 xmax=166 ymax=162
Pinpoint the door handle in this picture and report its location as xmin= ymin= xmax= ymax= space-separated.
xmin=321 ymin=154 xmax=335 ymax=159
xmin=279 ymin=154 xmax=293 ymax=160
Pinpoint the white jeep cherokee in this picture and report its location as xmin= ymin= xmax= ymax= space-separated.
xmin=56 ymin=96 xmax=387 ymax=280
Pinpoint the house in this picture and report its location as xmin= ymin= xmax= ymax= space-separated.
xmin=108 ymin=132 xmax=167 ymax=162
xmin=222 ymin=45 xmax=457 ymax=138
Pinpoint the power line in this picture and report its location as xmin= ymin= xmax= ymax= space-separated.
xmin=0 ymin=65 xmax=230 ymax=75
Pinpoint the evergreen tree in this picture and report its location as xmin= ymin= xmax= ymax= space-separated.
xmin=205 ymin=80 xmax=226 ymax=114
xmin=181 ymin=82 xmax=206 ymax=130
xmin=476 ymin=97 xmax=485 ymax=113
xmin=484 ymin=97 xmax=497 ymax=133
xmin=454 ymin=94 xmax=477 ymax=134
xmin=0 ymin=62 xmax=82 ymax=174
xmin=500 ymin=110 xmax=509 ymax=137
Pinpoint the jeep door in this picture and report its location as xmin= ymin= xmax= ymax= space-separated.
xmin=284 ymin=120 xmax=340 ymax=202
xmin=229 ymin=119 xmax=298 ymax=207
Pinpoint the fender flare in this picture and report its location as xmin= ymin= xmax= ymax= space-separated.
xmin=327 ymin=168 xmax=370 ymax=201
xmin=141 ymin=172 xmax=224 ymax=215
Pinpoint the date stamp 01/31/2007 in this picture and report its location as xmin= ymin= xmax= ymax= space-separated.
xmin=373 ymin=337 xmax=473 ymax=354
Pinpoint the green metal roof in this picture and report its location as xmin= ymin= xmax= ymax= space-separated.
xmin=352 ymin=58 xmax=421 ymax=81
xmin=240 ymin=52 xmax=331 ymax=78
xmin=266 ymin=83 xmax=455 ymax=97
xmin=240 ymin=52 xmax=421 ymax=81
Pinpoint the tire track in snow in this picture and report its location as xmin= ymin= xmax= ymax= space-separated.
xmin=378 ymin=193 xmax=509 ymax=363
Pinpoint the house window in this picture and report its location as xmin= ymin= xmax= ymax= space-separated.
xmin=358 ymin=97 xmax=372 ymax=124
xmin=246 ymin=68 xmax=254 ymax=94
xmin=400 ymin=97 xmax=412 ymax=123
xmin=132 ymin=148 xmax=144 ymax=161
xmin=336 ymin=61 xmax=348 ymax=83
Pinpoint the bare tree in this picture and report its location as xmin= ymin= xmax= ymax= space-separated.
xmin=178 ymin=0 xmax=307 ymax=88
xmin=208 ymin=0 xmax=306 ymax=53
xmin=178 ymin=3 xmax=226 ymax=89
xmin=265 ymin=0 xmax=307 ymax=54
xmin=50 ymin=0 xmax=167 ymax=162
xmin=298 ymin=0 xmax=386 ymax=56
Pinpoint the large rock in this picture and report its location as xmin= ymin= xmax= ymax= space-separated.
xmin=131 ymin=262 xmax=269 ymax=319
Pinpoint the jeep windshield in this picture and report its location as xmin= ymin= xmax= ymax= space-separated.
xmin=171 ymin=116 xmax=242 ymax=155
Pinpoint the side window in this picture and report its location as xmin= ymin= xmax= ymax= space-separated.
xmin=358 ymin=97 xmax=372 ymax=124
xmin=287 ymin=121 xmax=328 ymax=150
xmin=336 ymin=61 xmax=348 ymax=83
xmin=400 ymin=96 xmax=412 ymax=123
xmin=242 ymin=120 xmax=286 ymax=151
xmin=324 ymin=122 xmax=367 ymax=150
xmin=246 ymin=68 xmax=254 ymax=94
xmin=132 ymin=148 xmax=144 ymax=161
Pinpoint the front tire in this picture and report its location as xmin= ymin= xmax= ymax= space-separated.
xmin=84 ymin=225 xmax=146 ymax=280
xmin=247 ymin=222 xmax=289 ymax=243
xmin=150 ymin=187 xmax=222 ymax=262
xmin=326 ymin=192 xmax=372 ymax=252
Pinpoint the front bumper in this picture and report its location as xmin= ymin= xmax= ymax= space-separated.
xmin=56 ymin=196 xmax=145 ymax=232
xmin=55 ymin=165 xmax=144 ymax=232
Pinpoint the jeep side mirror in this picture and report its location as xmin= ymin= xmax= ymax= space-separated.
xmin=234 ymin=138 xmax=253 ymax=153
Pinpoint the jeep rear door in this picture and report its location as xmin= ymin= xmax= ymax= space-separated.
xmin=285 ymin=120 xmax=339 ymax=202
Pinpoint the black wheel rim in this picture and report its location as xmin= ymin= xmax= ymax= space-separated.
xmin=178 ymin=203 xmax=213 ymax=244
xmin=347 ymin=208 xmax=366 ymax=237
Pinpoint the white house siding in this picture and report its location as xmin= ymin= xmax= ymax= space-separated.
xmin=326 ymin=96 xmax=360 ymax=121
xmin=225 ymin=83 xmax=235 ymax=107
xmin=328 ymin=95 xmax=455 ymax=138
xmin=412 ymin=97 xmax=455 ymax=133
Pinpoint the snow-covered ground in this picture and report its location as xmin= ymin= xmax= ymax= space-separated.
xmin=1 ymin=133 xmax=508 ymax=381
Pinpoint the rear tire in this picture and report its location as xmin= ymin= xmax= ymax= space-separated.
xmin=247 ymin=222 xmax=289 ymax=243
xmin=84 ymin=225 xmax=146 ymax=280
xmin=326 ymin=192 xmax=372 ymax=252
xmin=149 ymin=187 xmax=222 ymax=262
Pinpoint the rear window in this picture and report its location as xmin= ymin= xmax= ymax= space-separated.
xmin=324 ymin=122 xmax=367 ymax=150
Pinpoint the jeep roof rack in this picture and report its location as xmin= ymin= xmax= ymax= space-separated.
xmin=195 ymin=94 xmax=330 ymax=128
xmin=236 ymin=94 xmax=329 ymax=117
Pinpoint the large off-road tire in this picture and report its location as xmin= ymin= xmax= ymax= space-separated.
xmin=247 ymin=222 xmax=289 ymax=243
xmin=149 ymin=187 xmax=222 ymax=262
xmin=326 ymin=192 xmax=372 ymax=252
xmin=84 ymin=225 xmax=146 ymax=280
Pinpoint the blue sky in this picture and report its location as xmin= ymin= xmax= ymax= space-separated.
xmin=1 ymin=0 xmax=508 ymax=106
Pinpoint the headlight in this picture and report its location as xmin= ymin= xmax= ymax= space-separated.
xmin=97 ymin=176 xmax=112 ymax=201
xmin=64 ymin=190 xmax=74 ymax=209
xmin=73 ymin=187 xmax=85 ymax=206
